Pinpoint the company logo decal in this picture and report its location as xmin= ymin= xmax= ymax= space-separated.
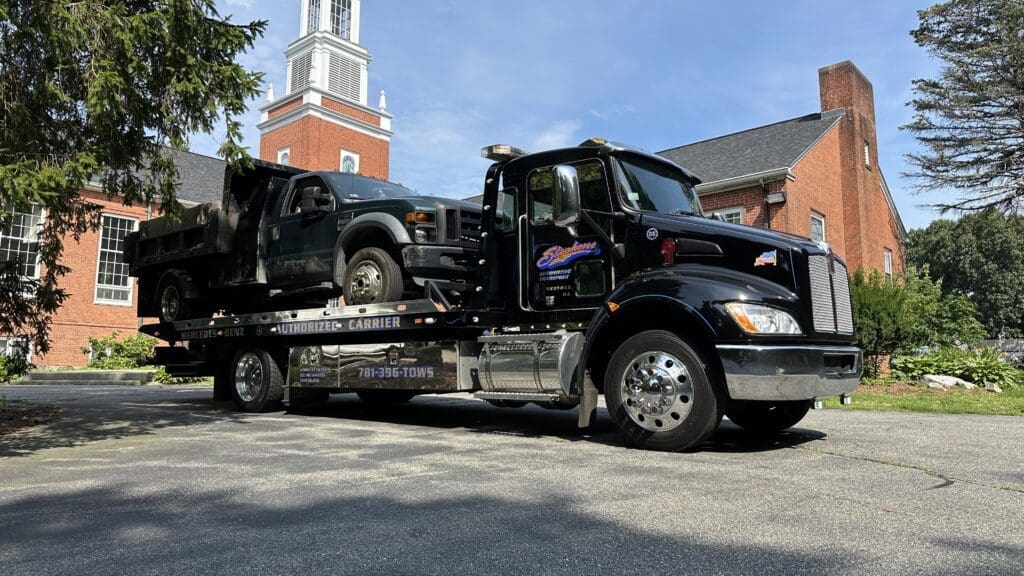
xmin=646 ymin=227 xmax=659 ymax=241
xmin=754 ymin=250 xmax=778 ymax=267
xmin=536 ymin=241 xmax=601 ymax=270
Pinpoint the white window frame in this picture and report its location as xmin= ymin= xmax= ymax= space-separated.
xmin=277 ymin=147 xmax=291 ymax=166
xmin=0 ymin=203 xmax=44 ymax=282
xmin=93 ymin=214 xmax=138 ymax=306
xmin=810 ymin=211 xmax=826 ymax=243
xmin=712 ymin=207 xmax=744 ymax=225
xmin=864 ymin=141 xmax=871 ymax=168
xmin=0 ymin=336 xmax=30 ymax=363
xmin=884 ymin=248 xmax=893 ymax=279
xmin=340 ymin=149 xmax=360 ymax=173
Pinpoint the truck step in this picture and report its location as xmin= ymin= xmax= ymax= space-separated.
xmin=475 ymin=391 xmax=566 ymax=403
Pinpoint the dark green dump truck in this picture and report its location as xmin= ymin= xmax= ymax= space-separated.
xmin=124 ymin=161 xmax=483 ymax=322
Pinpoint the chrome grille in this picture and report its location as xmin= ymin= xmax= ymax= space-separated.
xmin=808 ymin=255 xmax=836 ymax=333
xmin=833 ymin=261 xmax=854 ymax=334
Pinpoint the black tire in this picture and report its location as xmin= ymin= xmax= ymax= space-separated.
xmin=726 ymin=400 xmax=813 ymax=435
xmin=357 ymin=390 xmax=416 ymax=405
xmin=156 ymin=272 xmax=209 ymax=322
xmin=230 ymin=348 xmax=285 ymax=412
xmin=605 ymin=330 xmax=720 ymax=452
xmin=289 ymin=388 xmax=331 ymax=408
xmin=343 ymin=247 xmax=404 ymax=305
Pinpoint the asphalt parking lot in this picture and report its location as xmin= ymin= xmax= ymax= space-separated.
xmin=1 ymin=384 xmax=1022 ymax=575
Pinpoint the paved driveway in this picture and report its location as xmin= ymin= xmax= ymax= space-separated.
xmin=1 ymin=385 xmax=1022 ymax=575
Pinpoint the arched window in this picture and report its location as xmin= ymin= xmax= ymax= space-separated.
xmin=280 ymin=152 xmax=290 ymax=166
xmin=307 ymin=0 xmax=321 ymax=34
xmin=342 ymin=155 xmax=356 ymax=173
xmin=330 ymin=0 xmax=352 ymax=40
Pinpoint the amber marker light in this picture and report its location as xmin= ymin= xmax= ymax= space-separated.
xmin=405 ymin=211 xmax=434 ymax=224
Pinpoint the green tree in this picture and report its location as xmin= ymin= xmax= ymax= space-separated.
xmin=907 ymin=210 xmax=1024 ymax=336
xmin=903 ymin=0 xmax=1024 ymax=213
xmin=0 ymin=1 xmax=266 ymax=353
xmin=851 ymin=269 xmax=908 ymax=376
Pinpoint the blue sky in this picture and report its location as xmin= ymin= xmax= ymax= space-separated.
xmin=200 ymin=0 xmax=944 ymax=230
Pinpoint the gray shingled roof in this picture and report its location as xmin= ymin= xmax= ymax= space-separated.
xmin=165 ymin=148 xmax=227 ymax=205
xmin=658 ymin=109 xmax=844 ymax=185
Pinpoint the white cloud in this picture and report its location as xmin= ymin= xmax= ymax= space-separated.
xmin=530 ymin=120 xmax=582 ymax=151
xmin=224 ymin=0 xmax=252 ymax=7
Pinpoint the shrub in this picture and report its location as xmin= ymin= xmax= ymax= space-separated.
xmin=151 ymin=366 xmax=205 ymax=385
xmin=893 ymin=347 xmax=1022 ymax=388
xmin=0 ymin=353 xmax=33 ymax=383
xmin=81 ymin=332 xmax=158 ymax=370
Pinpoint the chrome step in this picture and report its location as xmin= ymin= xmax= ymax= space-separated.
xmin=475 ymin=391 xmax=565 ymax=403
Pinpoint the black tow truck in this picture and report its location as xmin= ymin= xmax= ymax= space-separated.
xmin=138 ymin=139 xmax=861 ymax=452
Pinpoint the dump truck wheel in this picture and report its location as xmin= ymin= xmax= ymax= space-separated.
xmin=343 ymin=247 xmax=404 ymax=305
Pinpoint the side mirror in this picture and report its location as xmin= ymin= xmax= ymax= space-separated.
xmin=300 ymin=186 xmax=332 ymax=212
xmin=552 ymin=165 xmax=581 ymax=235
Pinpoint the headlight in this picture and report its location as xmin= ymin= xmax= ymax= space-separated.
xmin=414 ymin=228 xmax=429 ymax=243
xmin=725 ymin=302 xmax=802 ymax=335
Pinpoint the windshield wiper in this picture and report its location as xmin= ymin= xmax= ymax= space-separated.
xmin=665 ymin=209 xmax=698 ymax=216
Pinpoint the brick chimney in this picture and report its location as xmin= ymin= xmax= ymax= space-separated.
xmin=818 ymin=61 xmax=879 ymax=272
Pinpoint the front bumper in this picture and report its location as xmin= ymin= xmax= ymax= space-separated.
xmin=402 ymin=245 xmax=474 ymax=287
xmin=716 ymin=344 xmax=862 ymax=401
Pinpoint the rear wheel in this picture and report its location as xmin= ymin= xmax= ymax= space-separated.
xmin=726 ymin=400 xmax=813 ymax=434
xmin=156 ymin=272 xmax=209 ymax=322
xmin=357 ymin=390 xmax=416 ymax=405
xmin=605 ymin=331 xmax=720 ymax=452
xmin=230 ymin=348 xmax=284 ymax=412
xmin=343 ymin=247 xmax=404 ymax=305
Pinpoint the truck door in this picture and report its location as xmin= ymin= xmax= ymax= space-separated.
xmin=521 ymin=159 xmax=616 ymax=311
xmin=267 ymin=176 xmax=338 ymax=287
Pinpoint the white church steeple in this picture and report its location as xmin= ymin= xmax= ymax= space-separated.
xmin=286 ymin=0 xmax=370 ymax=105
xmin=259 ymin=0 xmax=393 ymax=179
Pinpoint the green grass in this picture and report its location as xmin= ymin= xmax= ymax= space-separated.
xmin=823 ymin=380 xmax=1024 ymax=416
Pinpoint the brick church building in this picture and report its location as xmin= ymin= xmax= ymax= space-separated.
xmin=660 ymin=61 xmax=906 ymax=276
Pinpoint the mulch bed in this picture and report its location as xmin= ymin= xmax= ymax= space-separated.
xmin=0 ymin=402 xmax=62 ymax=436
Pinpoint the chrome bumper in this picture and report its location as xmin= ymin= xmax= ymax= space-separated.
xmin=716 ymin=344 xmax=862 ymax=401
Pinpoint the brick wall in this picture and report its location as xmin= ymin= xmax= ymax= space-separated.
xmin=819 ymin=61 xmax=904 ymax=274
xmin=34 ymin=189 xmax=150 ymax=367
xmin=787 ymin=126 xmax=848 ymax=261
xmin=260 ymin=97 xmax=390 ymax=180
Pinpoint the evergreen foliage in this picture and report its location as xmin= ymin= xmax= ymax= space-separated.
xmin=0 ymin=1 xmax=266 ymax=353
xmin=903 ymin=0 xmax=1024 ymax=213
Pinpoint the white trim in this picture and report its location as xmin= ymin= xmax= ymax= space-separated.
xmin=277 ymin=146 xmax=292 ymax=166
xmin=0 ymin=203 xmax=44 ymax=282
xmin=258 ymin=101 xmax=393 ymax=141
xmin=810 ymin=210 xmax=826 ymax=243
xmin=883 ymin=248 xmax=893 ymax=277
xmin=262 ymin=85 xmax=392 ymax=120
xmin=93 ymin=213 xmax=138 ymax=306
xmin=339 ymin=149 xmax=360 ymax=173
xmin=694 ymin=167 xmax=793 ymax=196
xmin=712 ymin=206 xmax=745 ymax=225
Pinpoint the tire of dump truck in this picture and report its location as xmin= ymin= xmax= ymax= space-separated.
xmin=343 ymin=247 xmax=404 ymax=305
xmin=725 ymin=400 xmax=813 ymax=435
xmin=230 ymin=348 xmax=285 ymax=412
xmin=604 ymin=330 xmax=720 ymax=452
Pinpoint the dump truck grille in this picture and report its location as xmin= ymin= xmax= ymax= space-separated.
xmin=808 ymin=254 xmax=854 ymax=335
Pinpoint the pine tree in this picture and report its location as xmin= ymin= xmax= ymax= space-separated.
xmin=903 ymin=0 xmax=1024 ymax=213
xmin=0 ymin=1 xmax=266 ymax=353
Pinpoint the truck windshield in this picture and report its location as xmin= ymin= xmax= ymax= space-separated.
xmin=325 ymin=174 xmax=419 ymax=201
xmin=614 ymin=155 xmax=702 ymax=216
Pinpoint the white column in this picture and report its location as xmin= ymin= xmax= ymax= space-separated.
xmin=350 ymin=0 xmax=361 ymax=44
xmin=299 ymin=0 xmax=309 ymax=36
xmin=320 ymin=0 xmax=331 ymax=33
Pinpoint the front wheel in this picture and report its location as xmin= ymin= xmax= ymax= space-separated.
xmin=343 ymin=247 xmax=404 ymax=305
xmin=726 ymin=400 xmax=813 ymax=434
xmin=605 ymin=331 xmax=720 ymax=452
xmin=230 ymin=348 xmax=285 ymax=412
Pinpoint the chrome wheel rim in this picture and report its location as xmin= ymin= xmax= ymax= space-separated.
xmin=234 ymin=352 xmax=264 ymax=402
xmin=160 ymin=285 xmax=180 ymax=321
xmin=349 ymin=260 xmax=384 ymax=304
xmin=621 ymin=351 xmax=694 ymax=432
